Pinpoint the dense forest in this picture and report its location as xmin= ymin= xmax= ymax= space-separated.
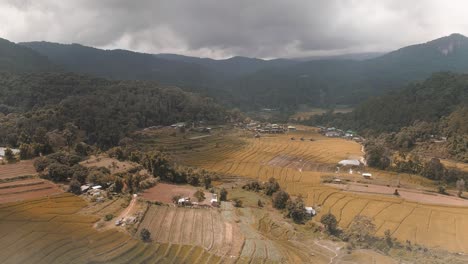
xmin=0 ymin=72 xmax=227 ymax=150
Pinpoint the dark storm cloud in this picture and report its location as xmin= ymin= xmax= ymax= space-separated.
xmin=1 ymin=0 xmax=468 ymax=58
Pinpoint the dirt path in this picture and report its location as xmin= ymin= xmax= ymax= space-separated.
xmin=118 ymin=194 xmax=138 ymax=220
xmin=314 ymin=240 xmax=341 ymax=264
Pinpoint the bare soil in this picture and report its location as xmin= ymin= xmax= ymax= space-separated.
xmin=0 ymin=179 xmax=62 ymax=203
xmin=80 ymin=156 xmax=138 ymax=174
xmin=0 ymin=160 xmax=37 ymax=179
xmin=327 ymin=182 xmax=468 ymax=207
xmin=140 ymin=183 xmax=213 ymax=205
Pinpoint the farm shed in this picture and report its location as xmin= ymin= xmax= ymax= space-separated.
xmin=211 ymin=193 xmax=219 ymax=207
xmin=0 ymin=147 xmax=20 ymax=158
xmin=305 ymin=207 xmax=316 ymax=216
xmin=338 ymin=159 xmax=360 ymax=166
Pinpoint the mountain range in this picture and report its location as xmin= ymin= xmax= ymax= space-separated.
xmin=2 ymin=33 xmax=468 ymax=109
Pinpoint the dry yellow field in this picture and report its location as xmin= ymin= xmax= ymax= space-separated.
xmin=0 ymin=193 xmax=230 ymax=264
xmin=177 ymin=128 xmax=468 ymax=253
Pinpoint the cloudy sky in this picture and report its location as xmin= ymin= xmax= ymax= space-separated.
xmin=1 ymin=0 xmax=468 ymax=59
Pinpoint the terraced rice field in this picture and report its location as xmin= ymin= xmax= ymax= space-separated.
xmin=0 ymin=193 xmax=227 ymax=264
xmin=182 ymin=131 xmax=362 ymax=186
xmin=0 ymin=160 xmax=62 ymax=203
xmin=0 ymin=178 xmax=62 ymax=203
xmin=137 ymin=202 xmax=333 ymax=263
xmin=171 ymin=128 xmax=468 ymax=254
xmin=0 ymin=160 xmax=37 ymax=180
xmin=137 ymin=205 xmax=243 ymax=258
xmin=287 ymin=185 xmax=468 ymax=253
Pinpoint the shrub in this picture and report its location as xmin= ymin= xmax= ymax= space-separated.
xmin=320 ymin=213 xmax=338 ymax=234
xmin=104 ymin=214 xmax=114 ymax=221
xmin=114 ymin=177 xmax=124 ymax=193
xmin=257 ymin=199 xmax=263 ymax=207
xmin=456 ymin=178 xmax=465 ymax=197
xmin=437 ymin=185 xmax=447 ymax=195
xmin=75 ymin=142 xmax=90 ymax=156
xmin=264 ymin=177 xmax=280 ymax=196
xmin=140 ymin=228 xmax=151 ymax=242
xmin=233 ymin=198 xmax=243 ymax=207
xmin=194 ymin=189 xmax=205 ymax=202
xmin=203 ymin=175 xmax=212 ymax=189
xmin=139 ymin=177 xmax=158 ymax=190
xmin=48 ymin=162 xmax=73 ymax=182
xmin=68 ymin=179 xmax=82 ymax=195
xmin=3 ymin=148 xmax=16 ymax=163
xmin=172 ymin=194 xmax=182 ymax=204
xmin=34 ymin=157 xmax=50 ymax=172
xmin=272 ymin=190 xmax=289 ymax=209
xmin=347 ymin=215 xmax=376 ymax=243
xmin=220 ymin=188 xmax=228 ymax=201
xmin=286 ymin=196 xmax=307 ymax=224
xmin=242 ymin=180 xmax=261 ymax=191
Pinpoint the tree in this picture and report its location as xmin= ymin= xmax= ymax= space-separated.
xmin=194 ymin=189 xmax=205 ymax=202
xmin=286 ymin=196 xmax=307 ymax=223
xmin=384 ymin=230 xmax=393 ymax=248
xmin=19 ymin=144 xmax=33 ymax=160
xmin=347 ymin=215 xmax=376 ymax=243
xmin=3 ymin=147 xmax=15 ymax=163
xmin=365 ymin=143 xmax=391 ymax=170
xmin=219 ymin=188 xmax=228 ymax=201
xmin=320 ymin=213 xmax=338 ymax=234
xmin=264 ymin=177 xmax=280 ymax=196
xmin=47 ymin=163 xmax=73 ymax=182
xmin=233 ymin=198 xmax=243 ymax=207
xmin=140 ymin=228 xmax=151 ymax=242
xmin=257 ymin=199 xmax=263 ymax=207
xmin=114 ymin=177 xmax=124 ymax=193
xmin=75 ymin=142 xmax=90 ymax=156
xmin=421 ymin=158 xmax=446 ymax=180
xmin=34 ymin=157 xmax=50 ymax=172
xmin=68 ymin=179 xmax=82 ymax=195
xmin=272 ymin=190 xmax=290 ymax=209
xmin=456 ymin=178 xmax=465 ymax=197
xmin=203 ymin=175 xmax=212 ymax=189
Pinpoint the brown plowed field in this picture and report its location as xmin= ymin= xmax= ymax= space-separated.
xmin=0 ymin=160 xmax=37 ymax=180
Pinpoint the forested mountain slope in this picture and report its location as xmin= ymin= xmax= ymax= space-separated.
xmin=0 ymin=38 xmax=57 ymax=72
xmin=0 ymin=72 xmax=227 ymax=148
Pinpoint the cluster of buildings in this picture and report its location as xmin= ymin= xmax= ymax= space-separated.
xmin=243 ymin=122 xmax=297 ymax=134
xmin=318 ymin=127 xmax=363 ymax=142
xmin=177 ymin=193 xmax=219 ymax=208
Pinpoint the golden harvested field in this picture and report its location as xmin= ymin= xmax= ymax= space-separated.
xmin=302 ymin=185 xmax=468 ymax=253
xmin=181 ymin=131 xmax=363 ymax=186
xmin=166 ymin=128 xmax=468 ymax=253
xmin=137 ymin=205 xmax=243 ymax=258
xmin=0 ymin=193 xmax=227 ymax=264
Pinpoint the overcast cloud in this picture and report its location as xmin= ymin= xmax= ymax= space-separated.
xmin=1 ymin=0 xmax=468 ymax=58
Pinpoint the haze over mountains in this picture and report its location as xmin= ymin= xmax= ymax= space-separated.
xmin=2 ymin=33 xmax=468 ymax=109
